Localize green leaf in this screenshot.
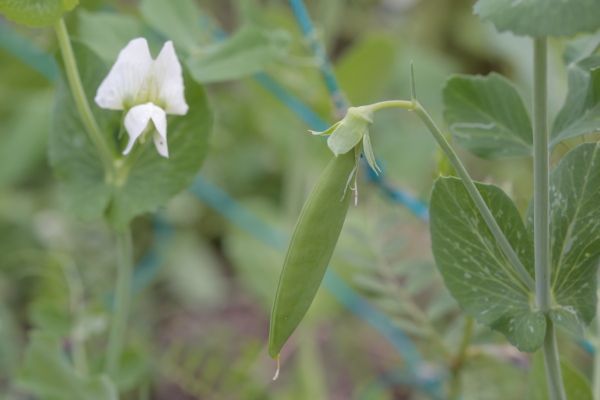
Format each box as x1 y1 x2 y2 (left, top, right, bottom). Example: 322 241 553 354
551 56 600 146
0 0 78 27
187 24 290 84
546 143 600 328
139 0 205 54
50 42 212 226
76 10 144 63
474 0 600 38
564 32 600 65
528 352 592 400
18 332 117 400
269 151 355 358
335 34 396 104
443 73 532 159
0 92 50 189
430 177 543 352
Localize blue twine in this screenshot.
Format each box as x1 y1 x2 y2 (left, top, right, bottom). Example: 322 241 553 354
0 22 58 81
288 0 347 113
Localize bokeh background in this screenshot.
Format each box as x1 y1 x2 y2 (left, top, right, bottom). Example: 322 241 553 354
0 0 591 399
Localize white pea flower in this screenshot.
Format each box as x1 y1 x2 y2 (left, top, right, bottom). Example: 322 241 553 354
310 106 381 174
95 38 188 158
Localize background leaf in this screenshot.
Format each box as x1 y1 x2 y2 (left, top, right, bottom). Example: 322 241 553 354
429 177 543 351
551 56 600 146
76 10 144 63
528 352 592 400
18 332 117 400
545 143 600 328
443 73 532 159
0 0 78 27
474 0 600 37
139 0 205 54
186 24 290 84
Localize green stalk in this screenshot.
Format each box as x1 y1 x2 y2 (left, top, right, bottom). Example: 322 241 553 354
54 19 115 176
61 258 89 375
105 226 134 378
412 102 535 291
367 98 534 289
448 317 474 399
532 37 566 400
594 270 600 400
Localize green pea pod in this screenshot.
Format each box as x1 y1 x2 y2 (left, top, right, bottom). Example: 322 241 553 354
268 150 355 358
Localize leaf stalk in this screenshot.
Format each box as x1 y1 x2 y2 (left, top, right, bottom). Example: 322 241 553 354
533 36 566 400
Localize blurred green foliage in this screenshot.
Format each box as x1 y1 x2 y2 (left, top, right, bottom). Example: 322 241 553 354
0 0 597 399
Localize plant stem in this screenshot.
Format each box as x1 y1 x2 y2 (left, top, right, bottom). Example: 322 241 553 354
370 100 416 112
54 19 114 176
106 226 134 378
366 98 534 288
533 37 552 314
412 102 535 291
60 258 89 375
448 317 474 399
594 270 600 400
543 318 566 400
532 37 566 400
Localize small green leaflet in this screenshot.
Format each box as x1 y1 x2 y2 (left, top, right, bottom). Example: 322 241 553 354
474 0 600 38
547 143 600 329
187 24 290 84
443 73 532 159
50 42 212 227
0 0 78 27
430 177 544 352
551 56 600 146
18 332 117 400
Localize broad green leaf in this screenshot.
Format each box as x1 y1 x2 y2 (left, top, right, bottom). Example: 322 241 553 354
0 0 78 27
76 10 144 63
18 332 117 400
474 0 600 38
269 151 355 358
551 56 600 146
430 177 543 351
187 24 290 84
50 42 212 226
139 0 205 54
528 352 592 400
443 73 532 159
547 143 600 328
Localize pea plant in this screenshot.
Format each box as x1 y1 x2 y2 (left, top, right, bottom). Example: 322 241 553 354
269 1 600 399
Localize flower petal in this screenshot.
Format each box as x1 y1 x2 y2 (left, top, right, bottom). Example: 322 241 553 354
152 41 188 115
362 131 381 174
95 38 153 110
327 121 366 156
309 121 341 136
152 115 169 158
123 102 166 156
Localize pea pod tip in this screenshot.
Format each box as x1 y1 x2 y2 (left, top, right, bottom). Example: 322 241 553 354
272 355 281 381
